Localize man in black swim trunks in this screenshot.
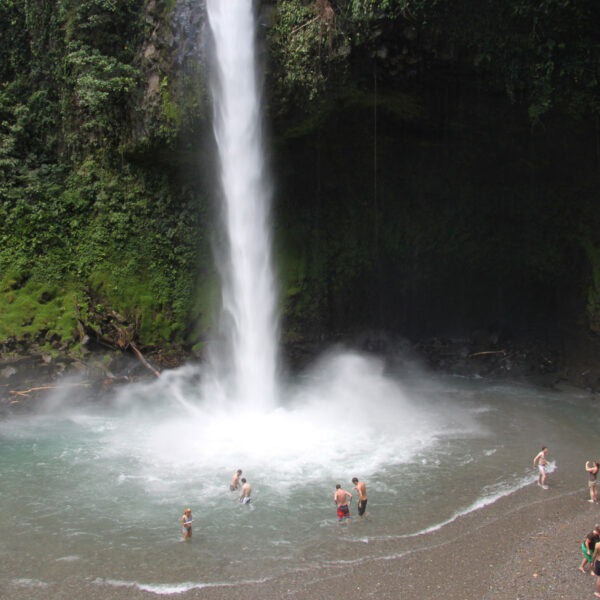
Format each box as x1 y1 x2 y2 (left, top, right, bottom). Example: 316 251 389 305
352 477 369 520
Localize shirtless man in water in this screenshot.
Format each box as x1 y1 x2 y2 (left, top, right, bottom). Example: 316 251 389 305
239 478 252 504
230 469 242 491
352 477 369 519
334 484 352 524
533 446 549 489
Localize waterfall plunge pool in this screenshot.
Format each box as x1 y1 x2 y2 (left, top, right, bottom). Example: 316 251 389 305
1 351 595 595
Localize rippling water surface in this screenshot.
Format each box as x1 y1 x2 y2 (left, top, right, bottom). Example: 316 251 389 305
1 352 597 595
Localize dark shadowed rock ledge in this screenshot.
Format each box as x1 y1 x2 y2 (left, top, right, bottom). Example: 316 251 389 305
3 327 600 416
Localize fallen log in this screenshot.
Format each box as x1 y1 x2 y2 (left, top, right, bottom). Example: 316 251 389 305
130 342 160 378
73 295 160 378
469 350 507 358
9 382 91 398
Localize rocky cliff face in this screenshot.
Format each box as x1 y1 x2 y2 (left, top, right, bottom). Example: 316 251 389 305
265 1 600 348
134 0 208 146
0 1 599 383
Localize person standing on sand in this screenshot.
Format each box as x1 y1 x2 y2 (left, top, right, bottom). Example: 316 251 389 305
334 484 352 524
587 461 600 503
239 478 252 504
181 508 194 541
230 469 242 491
351 477 369 520
533 446 549 489
579 525 600 574
591 533 600 596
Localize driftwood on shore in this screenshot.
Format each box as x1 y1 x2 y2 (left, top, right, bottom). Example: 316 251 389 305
6 377 137 402
74 296 160 378
469 349 508 358
8 382 91 401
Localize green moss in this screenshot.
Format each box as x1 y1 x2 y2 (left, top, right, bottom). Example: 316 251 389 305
160 77 181 131
89 265 169 345
162 0 177 19
185 274 220 345
1 269 31 292
0 275 79 344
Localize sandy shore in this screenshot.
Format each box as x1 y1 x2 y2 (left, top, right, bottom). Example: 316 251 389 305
5 478 600 600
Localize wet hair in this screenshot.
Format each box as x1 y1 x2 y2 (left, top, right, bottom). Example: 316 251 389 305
335 484 341 489
541 446 547 451
241 478 247 483
184 508 191 513
237 469 242 474
352 477 358 484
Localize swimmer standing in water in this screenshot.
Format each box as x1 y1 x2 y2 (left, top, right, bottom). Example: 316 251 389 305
334 484 352 524
239 478 252 504
352 477 369 520
533 446 549 489
181 508 194 540
230 469 242 491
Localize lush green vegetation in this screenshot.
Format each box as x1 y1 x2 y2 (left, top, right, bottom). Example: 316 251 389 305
0 0 212 358
269 0 600 123
1 0 599 361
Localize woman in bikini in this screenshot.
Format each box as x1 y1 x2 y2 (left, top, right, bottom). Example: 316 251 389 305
181 508 194 540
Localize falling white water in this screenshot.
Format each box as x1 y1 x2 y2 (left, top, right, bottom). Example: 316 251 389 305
206 0 278 412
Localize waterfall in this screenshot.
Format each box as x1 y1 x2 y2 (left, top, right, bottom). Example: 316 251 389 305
205 0 278 412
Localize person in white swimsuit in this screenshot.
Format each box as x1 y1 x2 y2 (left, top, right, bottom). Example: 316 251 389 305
533 446 549 489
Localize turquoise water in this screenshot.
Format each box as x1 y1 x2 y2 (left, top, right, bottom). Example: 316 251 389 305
0 352 597 595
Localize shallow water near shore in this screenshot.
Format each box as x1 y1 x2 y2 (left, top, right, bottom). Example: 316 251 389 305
1 352 598 596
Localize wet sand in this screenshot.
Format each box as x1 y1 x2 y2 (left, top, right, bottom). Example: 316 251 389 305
5 479 599 600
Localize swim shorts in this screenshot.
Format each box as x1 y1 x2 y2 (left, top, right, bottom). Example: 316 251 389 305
582 542 594 563
241 496 251 505
358 499 368 516
594 559 600 576
337 504 350 521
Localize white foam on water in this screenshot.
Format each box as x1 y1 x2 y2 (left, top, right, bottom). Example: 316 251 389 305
11 578 49 588
410 461 558 537
97 351 478 489
101 577 268 595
